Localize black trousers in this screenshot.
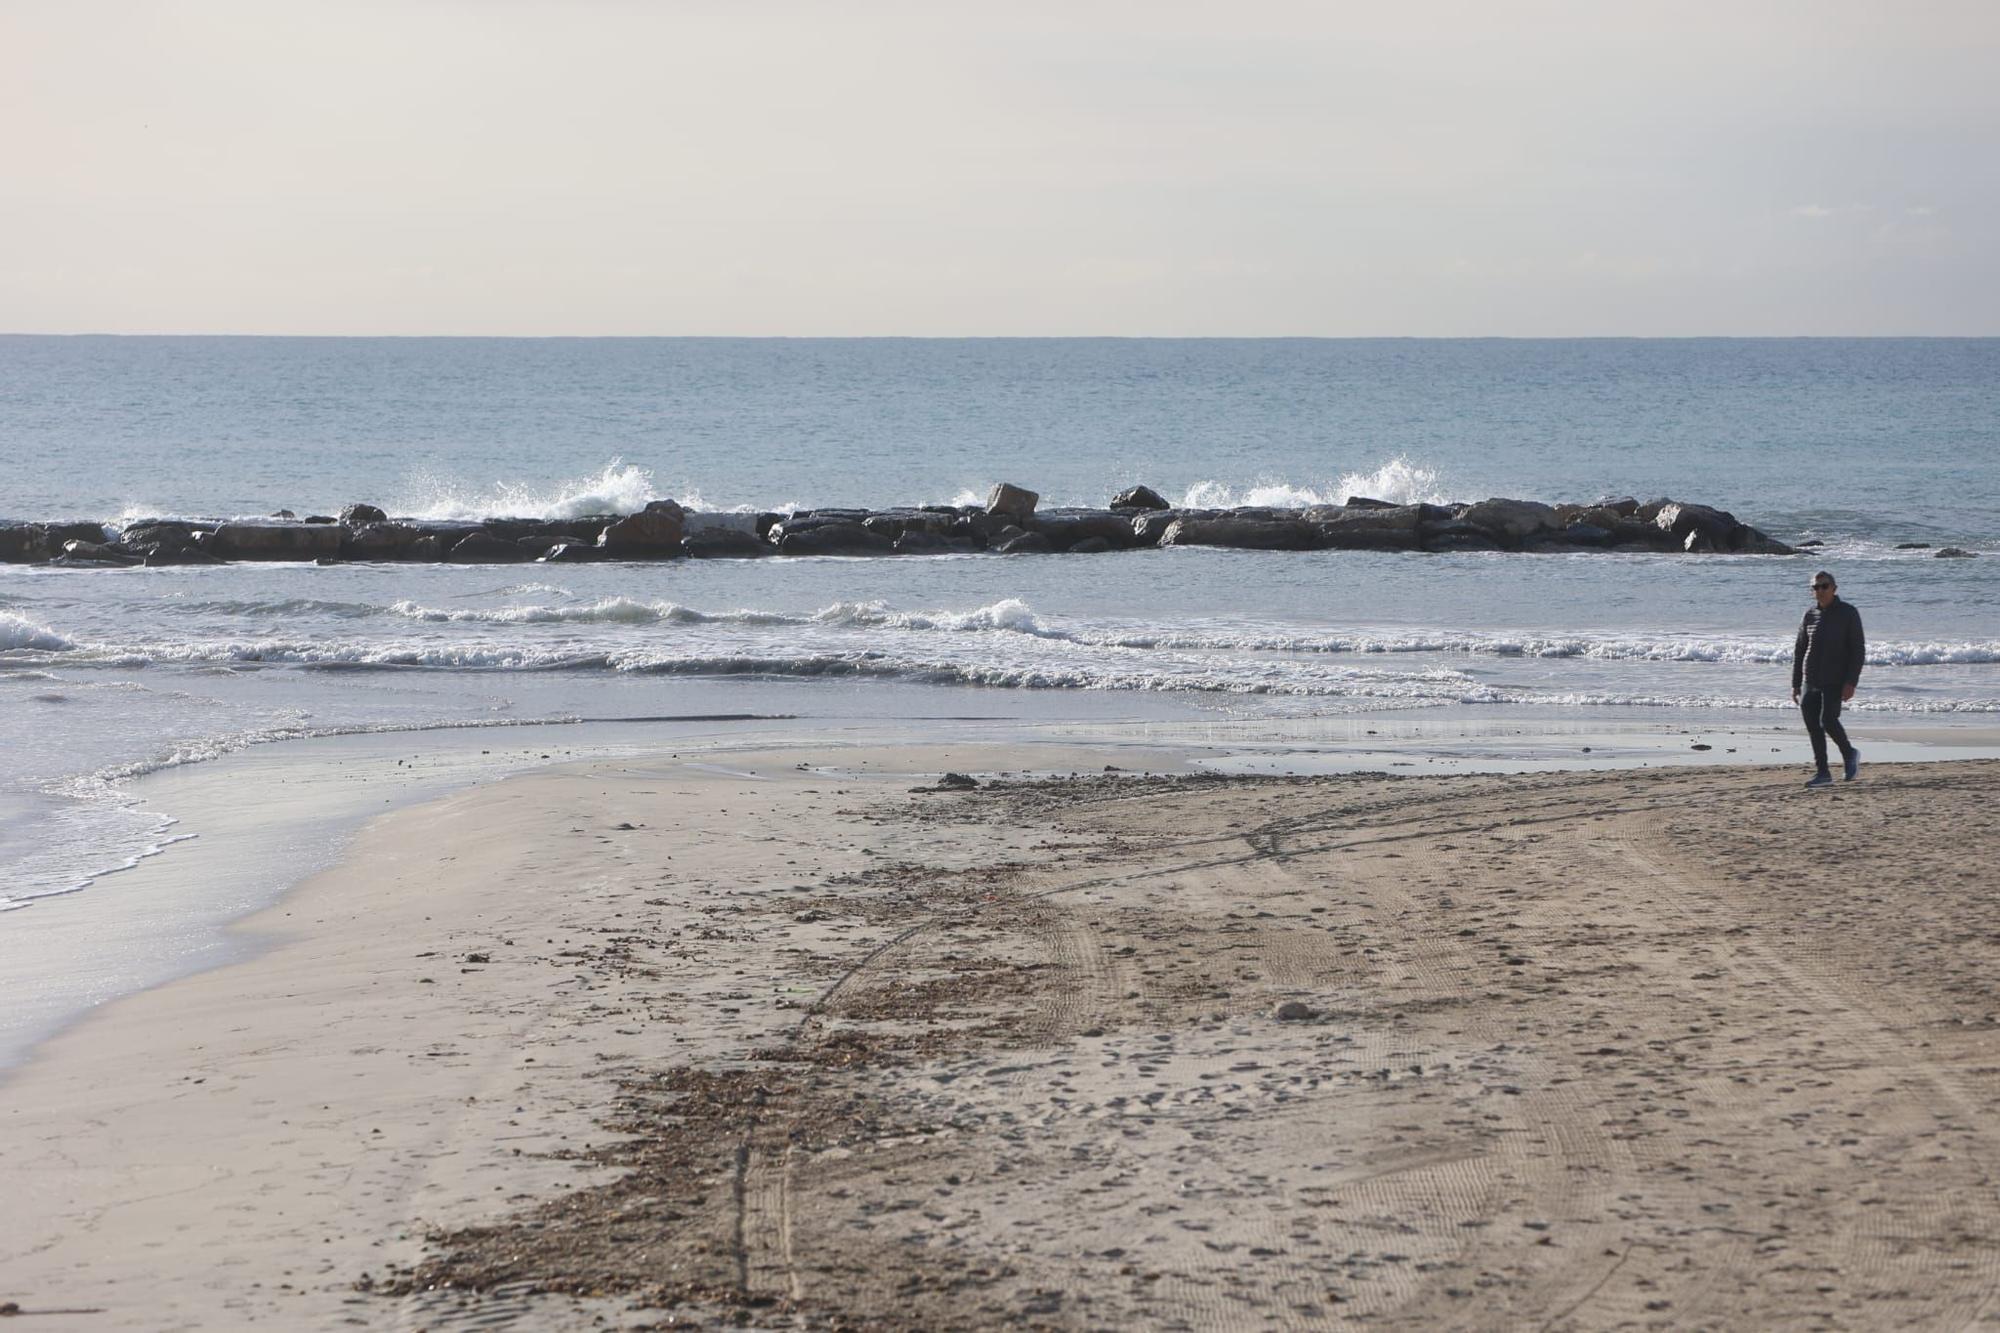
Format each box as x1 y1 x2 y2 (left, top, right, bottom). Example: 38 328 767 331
1800 687 1854 772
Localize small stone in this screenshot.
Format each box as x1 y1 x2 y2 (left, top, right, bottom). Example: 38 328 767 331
1273 1000 1313 1022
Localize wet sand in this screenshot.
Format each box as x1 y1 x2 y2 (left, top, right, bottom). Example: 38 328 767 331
6 747 2000 1329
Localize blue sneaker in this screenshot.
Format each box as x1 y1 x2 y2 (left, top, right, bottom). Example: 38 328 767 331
1805 771 1834 789
1844 749 1860 781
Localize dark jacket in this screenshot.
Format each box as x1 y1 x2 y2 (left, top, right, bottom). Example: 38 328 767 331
1793 597 1865 692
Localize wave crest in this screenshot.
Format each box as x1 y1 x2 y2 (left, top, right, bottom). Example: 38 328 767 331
0 612 73 652
395 458 664 521
1177 457 1447 510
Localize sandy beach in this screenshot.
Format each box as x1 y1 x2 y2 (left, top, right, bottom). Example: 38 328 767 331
7 744 2000 1330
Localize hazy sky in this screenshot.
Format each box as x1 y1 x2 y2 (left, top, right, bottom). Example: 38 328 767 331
4 0 1997 335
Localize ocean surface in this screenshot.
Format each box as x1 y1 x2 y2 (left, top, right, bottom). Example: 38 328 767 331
2 337 1997 1036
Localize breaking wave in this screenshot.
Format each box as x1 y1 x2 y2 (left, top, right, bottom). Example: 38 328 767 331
1178 457 1449 510
28 591 2000 672
394 458 666 521
0 612 73 652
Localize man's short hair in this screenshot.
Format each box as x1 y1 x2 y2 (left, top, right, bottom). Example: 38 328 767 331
1815 570 1836 588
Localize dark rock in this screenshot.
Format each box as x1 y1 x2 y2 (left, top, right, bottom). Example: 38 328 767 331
342 521 424 560
1130 508 1204 545
1343 495 1398 509
1558 522 1618 547
1937 547 1978 559
1653 501 1738 548
890 530 950 555
511 533 573 559
60 539 143 565
986 481 1040 521
1461 498 1560 544
480 517 608 544
1160 517 1319 550
1728 526 1797 556
120 524 220 564
1068 536 1115 554
269 509 296 519
303 515 337 524
1030 509 1138 549
448 531 534 563
48 521 114 549
1594 496 1640 517
683 510 761 538
1896 542 1931 550
208 521 346 561
340 503 388 524
117 519 202 550
1310 504 1422 550
994 531 1055 555
864 508 957 542
144 545 222 566
686 529 770 558
1110 485 1171 511
951 512 998 545
598 499 687 557
538 541 606 563
774 521 894 556
1797 539 1825 548
0 523 51 562
1423 527 1505 553
1273 1000 1314 1021
406 535 447 562
938 772 979 789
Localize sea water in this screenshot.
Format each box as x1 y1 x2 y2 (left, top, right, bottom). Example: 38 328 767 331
2 337 1996 1051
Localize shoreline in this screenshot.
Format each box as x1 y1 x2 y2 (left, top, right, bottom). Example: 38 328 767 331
8 707 2000 1073
6 740 2000 1327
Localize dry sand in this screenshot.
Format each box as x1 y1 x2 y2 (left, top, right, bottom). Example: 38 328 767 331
6 747 2000 1330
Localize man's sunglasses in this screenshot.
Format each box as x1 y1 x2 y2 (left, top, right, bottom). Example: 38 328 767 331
1810 582 1833 590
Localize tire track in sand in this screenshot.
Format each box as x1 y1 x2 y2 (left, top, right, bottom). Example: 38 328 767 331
1599 808 2000 1329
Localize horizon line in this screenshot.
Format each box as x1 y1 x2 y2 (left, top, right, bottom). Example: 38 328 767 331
4 331 1999 341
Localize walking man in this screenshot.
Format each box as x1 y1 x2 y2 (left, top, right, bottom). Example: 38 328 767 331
1791 570 1864 788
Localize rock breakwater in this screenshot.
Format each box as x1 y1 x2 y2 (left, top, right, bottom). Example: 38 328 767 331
2 484 1799 567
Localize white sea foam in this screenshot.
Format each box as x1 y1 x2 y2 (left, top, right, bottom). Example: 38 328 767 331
1176 458 1448 511
396 458 663 521
45 591 2000 675
810 597 1062 637
0 612 73 652
1337 457 1448 506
